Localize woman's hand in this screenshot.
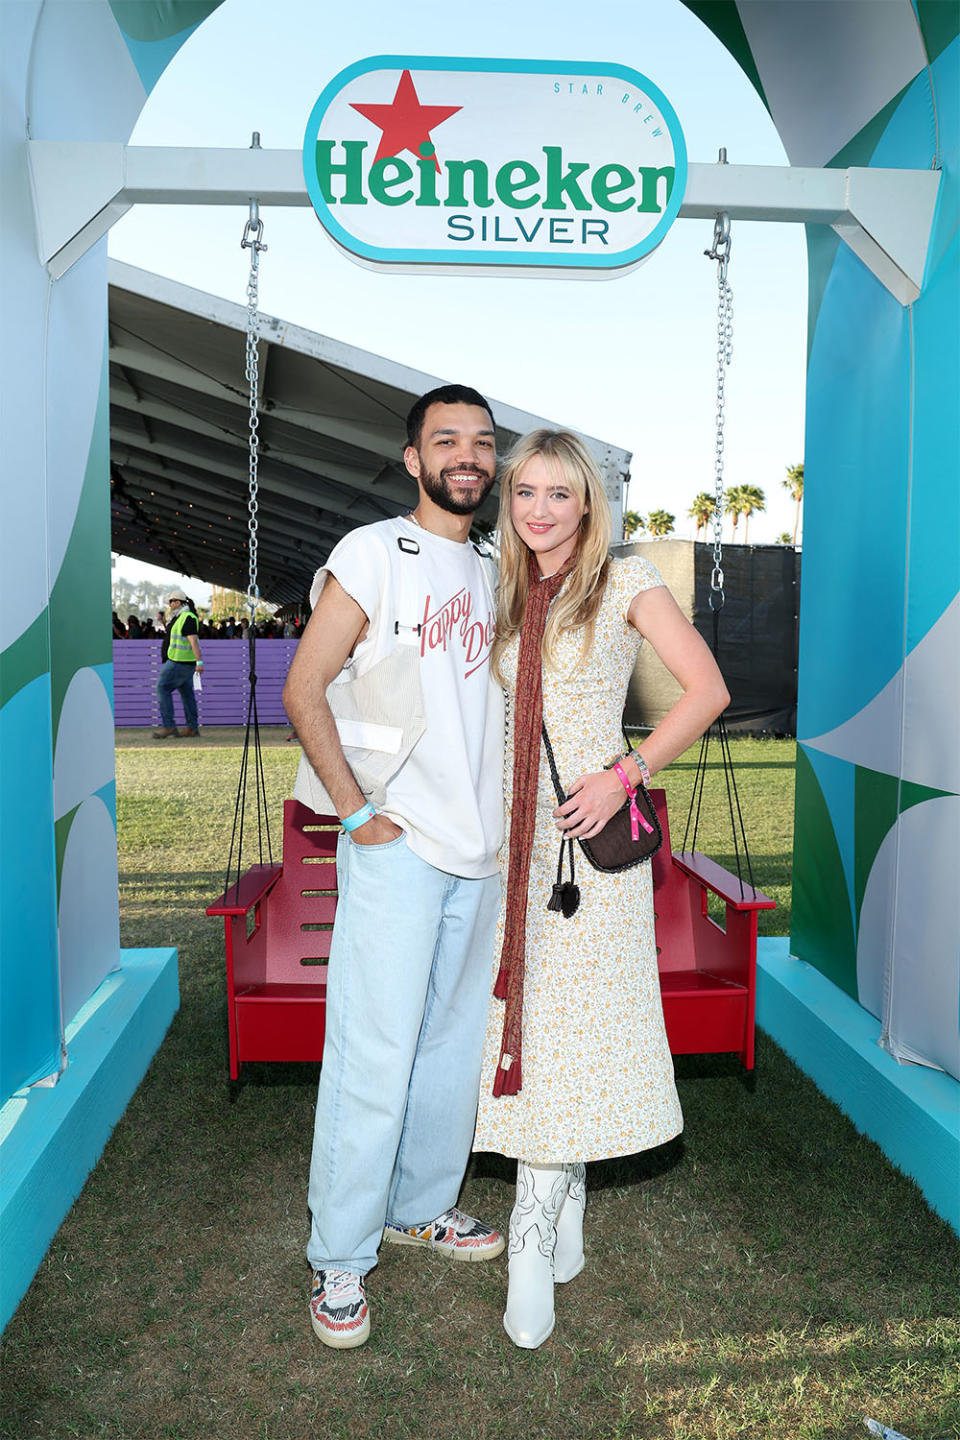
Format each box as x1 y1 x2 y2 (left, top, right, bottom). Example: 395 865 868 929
553 769 625 839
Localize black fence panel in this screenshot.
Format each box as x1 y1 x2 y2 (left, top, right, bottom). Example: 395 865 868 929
619 540 800 736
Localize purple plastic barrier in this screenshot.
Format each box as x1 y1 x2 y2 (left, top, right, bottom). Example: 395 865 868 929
112 639 298 727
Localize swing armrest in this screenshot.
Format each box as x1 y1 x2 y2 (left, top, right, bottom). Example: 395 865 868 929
206 863 284 918
672 852 775 912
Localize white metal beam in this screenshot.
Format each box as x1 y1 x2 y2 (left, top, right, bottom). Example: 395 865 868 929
682 162 941 305
30 142 941 304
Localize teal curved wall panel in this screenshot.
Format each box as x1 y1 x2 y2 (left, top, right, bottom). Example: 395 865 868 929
800 251 912 739
0 678 61 1096
795 28 960 1077
0 0 220 1107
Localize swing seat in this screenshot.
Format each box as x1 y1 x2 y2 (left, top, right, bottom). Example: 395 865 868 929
649 788 775 1070
207 792 773 1079
206 800 339 1079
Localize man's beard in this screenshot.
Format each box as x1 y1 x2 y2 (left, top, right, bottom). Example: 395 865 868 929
418 460 496 516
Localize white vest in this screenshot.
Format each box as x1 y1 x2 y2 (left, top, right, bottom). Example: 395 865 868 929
294 534 425 812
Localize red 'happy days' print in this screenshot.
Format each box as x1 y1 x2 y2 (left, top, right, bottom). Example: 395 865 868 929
420 588 495 679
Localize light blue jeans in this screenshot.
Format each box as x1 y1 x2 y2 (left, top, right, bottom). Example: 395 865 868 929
306 831 500 1277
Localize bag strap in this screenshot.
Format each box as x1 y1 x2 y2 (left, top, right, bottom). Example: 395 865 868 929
555 829 577 889
539 720 578 895
542 723 576 898
540 721 567 807
394 534 422 648
543 719 636 795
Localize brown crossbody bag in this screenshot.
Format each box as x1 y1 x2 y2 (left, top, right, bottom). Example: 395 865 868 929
541 722 663 918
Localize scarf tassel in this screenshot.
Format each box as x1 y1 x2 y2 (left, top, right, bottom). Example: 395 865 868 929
492 1056 522 1097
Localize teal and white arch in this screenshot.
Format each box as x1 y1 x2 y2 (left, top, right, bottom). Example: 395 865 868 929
684 0 959 1225
0 0 223 1331
1 0 957 1331
684 0 959 1082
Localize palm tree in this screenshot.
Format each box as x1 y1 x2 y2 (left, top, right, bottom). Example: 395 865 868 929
622 510 645 541
724 485 747 540
646 508 675 538
782 462 804 545
739 485 766 543
777 532 793 545
688 491 715 541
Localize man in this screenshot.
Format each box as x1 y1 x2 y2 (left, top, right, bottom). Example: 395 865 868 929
153 588 203 738
283 384 504 1350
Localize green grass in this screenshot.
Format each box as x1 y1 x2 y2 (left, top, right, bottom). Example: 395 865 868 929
1 733 957 1440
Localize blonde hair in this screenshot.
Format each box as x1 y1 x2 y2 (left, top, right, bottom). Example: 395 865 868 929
492 429 612 680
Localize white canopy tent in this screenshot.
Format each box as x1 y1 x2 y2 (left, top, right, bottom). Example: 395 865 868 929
108 259 632 604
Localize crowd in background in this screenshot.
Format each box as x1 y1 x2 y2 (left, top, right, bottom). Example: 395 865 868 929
113 612 303 640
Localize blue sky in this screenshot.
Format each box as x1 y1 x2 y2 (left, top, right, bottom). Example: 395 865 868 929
110 0 807 598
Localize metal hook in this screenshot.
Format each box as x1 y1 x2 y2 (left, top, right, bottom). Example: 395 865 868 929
241 214 265 253
705 211 732 267
241 132 268 256
704 150 731 274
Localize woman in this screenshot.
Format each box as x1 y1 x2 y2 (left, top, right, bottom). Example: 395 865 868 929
473 430 729 1349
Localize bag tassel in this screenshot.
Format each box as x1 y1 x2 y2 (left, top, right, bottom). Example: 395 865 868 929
547 837 580 918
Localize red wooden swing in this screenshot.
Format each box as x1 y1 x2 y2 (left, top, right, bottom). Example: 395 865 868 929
207 801 336 1080
207 790 773 1079
207 199 773 1079
650 791 773 1067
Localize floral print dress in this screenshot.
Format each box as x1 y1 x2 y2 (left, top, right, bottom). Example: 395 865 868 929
474 556 683 1164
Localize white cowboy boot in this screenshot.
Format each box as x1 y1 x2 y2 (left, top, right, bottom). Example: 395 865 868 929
554 1162 586 1284
503 1162 568 1349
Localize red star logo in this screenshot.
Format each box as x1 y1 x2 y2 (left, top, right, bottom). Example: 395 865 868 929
350 70 461 171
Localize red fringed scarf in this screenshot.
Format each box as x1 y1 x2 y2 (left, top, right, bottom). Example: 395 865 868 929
493 550 574 1097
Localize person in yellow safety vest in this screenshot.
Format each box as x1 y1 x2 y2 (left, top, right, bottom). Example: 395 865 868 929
153 587 204 738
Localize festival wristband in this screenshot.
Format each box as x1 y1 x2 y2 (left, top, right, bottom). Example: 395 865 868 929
612 762 655 842
341 802 376 832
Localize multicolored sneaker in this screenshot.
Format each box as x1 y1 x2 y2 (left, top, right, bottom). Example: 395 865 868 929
383 1206 505 1261
309 1268 370 1349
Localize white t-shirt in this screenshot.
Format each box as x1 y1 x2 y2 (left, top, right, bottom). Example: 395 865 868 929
313 516 503 879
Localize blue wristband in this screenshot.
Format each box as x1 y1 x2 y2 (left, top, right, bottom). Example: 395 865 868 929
341 802 376 833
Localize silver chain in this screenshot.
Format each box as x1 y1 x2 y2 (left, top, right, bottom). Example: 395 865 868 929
704 198 733 609
240 133 267 621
